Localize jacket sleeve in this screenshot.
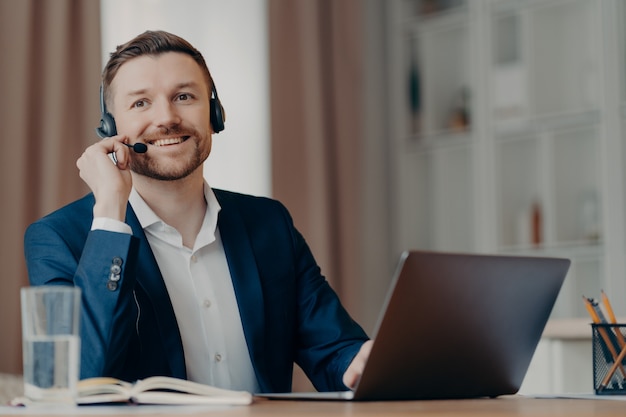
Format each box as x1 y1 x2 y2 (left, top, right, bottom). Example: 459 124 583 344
24 219 140 379
231 193 370 392
290 224 370 391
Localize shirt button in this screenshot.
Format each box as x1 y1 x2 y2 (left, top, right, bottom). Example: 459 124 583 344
203 299 211 308
215 353 222 362
191 255 198 263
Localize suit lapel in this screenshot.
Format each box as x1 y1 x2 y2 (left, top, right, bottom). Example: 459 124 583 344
126 206 187 379
214 191 269 390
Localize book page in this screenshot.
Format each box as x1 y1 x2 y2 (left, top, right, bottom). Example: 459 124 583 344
76 376 253 405
133 376 250 398
77 377 133 403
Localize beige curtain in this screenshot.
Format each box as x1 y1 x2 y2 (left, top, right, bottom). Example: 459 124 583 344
0 0 101 374
269 0 364 309
268 0 365 389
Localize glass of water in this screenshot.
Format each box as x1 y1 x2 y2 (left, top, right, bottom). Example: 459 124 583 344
20 286 81 404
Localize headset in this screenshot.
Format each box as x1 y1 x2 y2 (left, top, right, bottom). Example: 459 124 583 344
95 83 225 139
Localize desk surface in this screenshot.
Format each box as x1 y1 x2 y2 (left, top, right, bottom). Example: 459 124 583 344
2 396 626 417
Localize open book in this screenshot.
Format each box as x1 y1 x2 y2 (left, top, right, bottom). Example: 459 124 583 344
76 376 253 405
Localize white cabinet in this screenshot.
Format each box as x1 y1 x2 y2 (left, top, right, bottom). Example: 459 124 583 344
520 337 592 395
387 0 626 393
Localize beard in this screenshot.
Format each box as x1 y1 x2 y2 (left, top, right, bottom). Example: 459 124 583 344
129 125 211 181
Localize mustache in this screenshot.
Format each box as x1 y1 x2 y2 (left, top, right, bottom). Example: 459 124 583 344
140 125 199 142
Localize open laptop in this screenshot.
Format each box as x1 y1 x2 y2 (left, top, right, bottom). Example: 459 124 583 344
260 250 569 401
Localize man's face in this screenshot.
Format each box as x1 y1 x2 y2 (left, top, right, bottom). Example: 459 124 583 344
110 52 213 180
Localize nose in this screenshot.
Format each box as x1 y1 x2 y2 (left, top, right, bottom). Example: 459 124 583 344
153 98 181 129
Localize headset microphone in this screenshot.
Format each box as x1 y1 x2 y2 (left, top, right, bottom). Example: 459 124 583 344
123 142 148 153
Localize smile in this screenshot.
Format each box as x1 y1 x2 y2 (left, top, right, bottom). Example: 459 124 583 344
149 136 191 147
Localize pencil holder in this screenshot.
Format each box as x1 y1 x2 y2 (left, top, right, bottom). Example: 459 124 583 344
592 323 626 394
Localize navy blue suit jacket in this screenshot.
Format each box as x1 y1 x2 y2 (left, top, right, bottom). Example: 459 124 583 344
24 189 368 393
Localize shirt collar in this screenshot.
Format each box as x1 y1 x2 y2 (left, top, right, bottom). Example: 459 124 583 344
129 180 221 236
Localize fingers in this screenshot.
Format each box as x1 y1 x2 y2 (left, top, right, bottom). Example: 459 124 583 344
103 136 132 168
77 136 129 172
342 340 373 389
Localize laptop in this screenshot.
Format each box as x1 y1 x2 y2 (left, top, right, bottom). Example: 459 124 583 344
260 250 570 401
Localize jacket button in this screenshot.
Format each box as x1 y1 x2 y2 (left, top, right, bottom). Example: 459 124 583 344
106 280 118 291
112 257 123 266
110 264 122 275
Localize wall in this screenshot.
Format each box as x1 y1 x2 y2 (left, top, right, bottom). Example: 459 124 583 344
100 0 271 197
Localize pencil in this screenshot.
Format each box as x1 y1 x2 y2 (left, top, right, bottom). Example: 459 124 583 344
601 290 626 348
584 296 602 323
601 290 618 324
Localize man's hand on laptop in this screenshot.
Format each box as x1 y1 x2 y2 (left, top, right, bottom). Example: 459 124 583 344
343 340 373 389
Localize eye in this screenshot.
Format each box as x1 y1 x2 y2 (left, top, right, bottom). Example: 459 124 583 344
176 93 194 102
132 99 148 109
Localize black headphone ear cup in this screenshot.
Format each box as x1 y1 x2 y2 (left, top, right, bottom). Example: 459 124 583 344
95 85 118 138
96 111 117 138
210 97 225 133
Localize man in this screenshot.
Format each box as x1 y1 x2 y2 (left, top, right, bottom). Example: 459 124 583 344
24 30 371 393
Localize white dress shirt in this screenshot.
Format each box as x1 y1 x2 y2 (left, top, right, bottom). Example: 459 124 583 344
92 183 259 393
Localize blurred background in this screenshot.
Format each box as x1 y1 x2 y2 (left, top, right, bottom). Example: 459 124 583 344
2 0 626 396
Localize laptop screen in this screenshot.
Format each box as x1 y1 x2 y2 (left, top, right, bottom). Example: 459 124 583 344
352 251 569 400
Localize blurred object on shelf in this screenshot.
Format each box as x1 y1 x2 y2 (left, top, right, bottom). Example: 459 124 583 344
532 200 542 247
448 87 470 132
580 190 600 242
408 37 421 136
412 0 465 17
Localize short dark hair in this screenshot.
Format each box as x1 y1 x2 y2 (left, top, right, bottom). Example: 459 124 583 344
102 30 214 107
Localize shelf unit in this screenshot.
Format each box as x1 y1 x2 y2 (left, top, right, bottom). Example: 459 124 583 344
387 0 626 322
